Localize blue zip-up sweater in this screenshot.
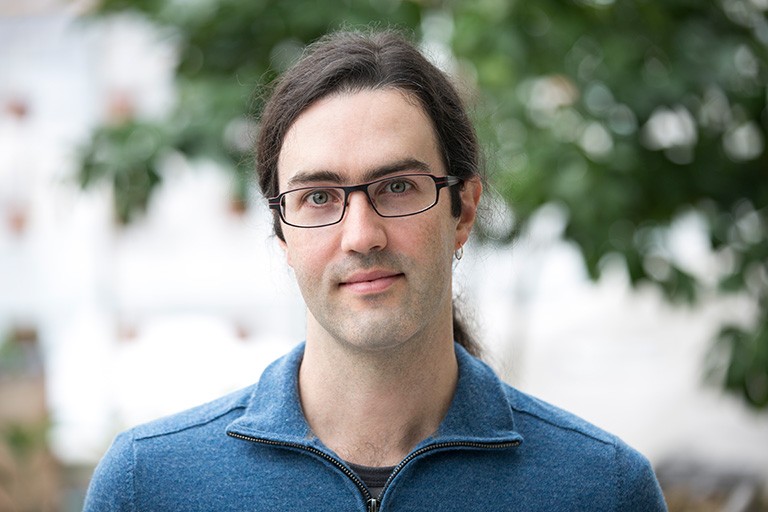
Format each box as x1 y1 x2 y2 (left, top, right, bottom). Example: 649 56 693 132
84 343 667 511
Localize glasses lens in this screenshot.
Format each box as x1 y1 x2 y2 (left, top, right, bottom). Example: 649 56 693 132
282 187 345 227
369 175 437 217
279 175 444 227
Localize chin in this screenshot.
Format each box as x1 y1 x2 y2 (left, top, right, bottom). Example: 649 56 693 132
341 323 424 354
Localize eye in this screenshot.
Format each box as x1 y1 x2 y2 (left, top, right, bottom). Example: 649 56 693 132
297 188 342 208
307 190 330 205
384 179 412 194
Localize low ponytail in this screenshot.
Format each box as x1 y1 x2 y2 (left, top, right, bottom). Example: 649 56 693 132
452 301 482 358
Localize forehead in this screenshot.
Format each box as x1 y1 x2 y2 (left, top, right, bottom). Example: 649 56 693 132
277 89 443 188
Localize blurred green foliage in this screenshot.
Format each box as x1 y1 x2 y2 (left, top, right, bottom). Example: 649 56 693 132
79 0 422 222
1 421 50 458
78 0 767 409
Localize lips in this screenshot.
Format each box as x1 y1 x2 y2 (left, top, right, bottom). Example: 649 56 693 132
339 269 403 294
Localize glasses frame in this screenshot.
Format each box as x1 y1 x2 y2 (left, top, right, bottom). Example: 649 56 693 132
268 174 463 228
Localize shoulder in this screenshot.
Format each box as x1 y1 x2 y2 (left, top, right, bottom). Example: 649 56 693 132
83 385 256 511
504 384 619 446
128 384 254 441
504 382 646 464
503 384 667 509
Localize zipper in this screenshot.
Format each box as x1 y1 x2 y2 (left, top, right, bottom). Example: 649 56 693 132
376 439 521 501
228 432 520 511
227 432 375 506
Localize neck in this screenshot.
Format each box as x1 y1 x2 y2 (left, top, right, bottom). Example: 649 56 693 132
299 317 458 467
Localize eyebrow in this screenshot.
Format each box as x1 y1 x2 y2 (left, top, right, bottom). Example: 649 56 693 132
285 158 432 189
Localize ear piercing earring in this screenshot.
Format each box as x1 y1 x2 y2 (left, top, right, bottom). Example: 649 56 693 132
454 245 464 261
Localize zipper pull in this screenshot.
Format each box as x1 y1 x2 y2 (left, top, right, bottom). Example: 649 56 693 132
367 498 379 512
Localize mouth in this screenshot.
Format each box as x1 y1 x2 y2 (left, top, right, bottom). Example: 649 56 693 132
339 270 404 294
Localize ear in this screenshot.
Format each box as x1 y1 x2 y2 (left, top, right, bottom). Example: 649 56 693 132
454 177 482 250
278 237 293 268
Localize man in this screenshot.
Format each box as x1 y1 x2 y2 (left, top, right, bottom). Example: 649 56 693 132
85 30 667 511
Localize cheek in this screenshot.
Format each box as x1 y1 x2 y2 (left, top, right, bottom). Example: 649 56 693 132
429 211 462 253
282 231 331 273
400 218 456 266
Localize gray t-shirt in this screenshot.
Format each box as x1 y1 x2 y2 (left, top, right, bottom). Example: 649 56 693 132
347 461 395 499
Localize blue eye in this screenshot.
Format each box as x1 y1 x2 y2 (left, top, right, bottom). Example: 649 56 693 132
308 191 330 205
384 179 413 194
297 188 342 207
389 181 407 193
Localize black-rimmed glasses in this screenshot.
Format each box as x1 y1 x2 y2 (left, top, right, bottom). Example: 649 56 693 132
268 174 462 228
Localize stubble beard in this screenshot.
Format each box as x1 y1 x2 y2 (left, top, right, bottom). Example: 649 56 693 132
302 250 454 356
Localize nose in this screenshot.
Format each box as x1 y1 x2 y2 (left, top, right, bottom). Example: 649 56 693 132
339 190 387 254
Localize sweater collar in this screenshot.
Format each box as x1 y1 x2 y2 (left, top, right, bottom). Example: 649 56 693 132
226 342 521 448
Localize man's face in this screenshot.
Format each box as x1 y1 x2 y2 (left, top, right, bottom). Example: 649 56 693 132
277 88 478 353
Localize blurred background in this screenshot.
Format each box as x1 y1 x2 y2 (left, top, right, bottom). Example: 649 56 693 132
1 0 767 510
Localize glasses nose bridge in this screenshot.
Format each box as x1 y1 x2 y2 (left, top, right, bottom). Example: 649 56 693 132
342 182 378 212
